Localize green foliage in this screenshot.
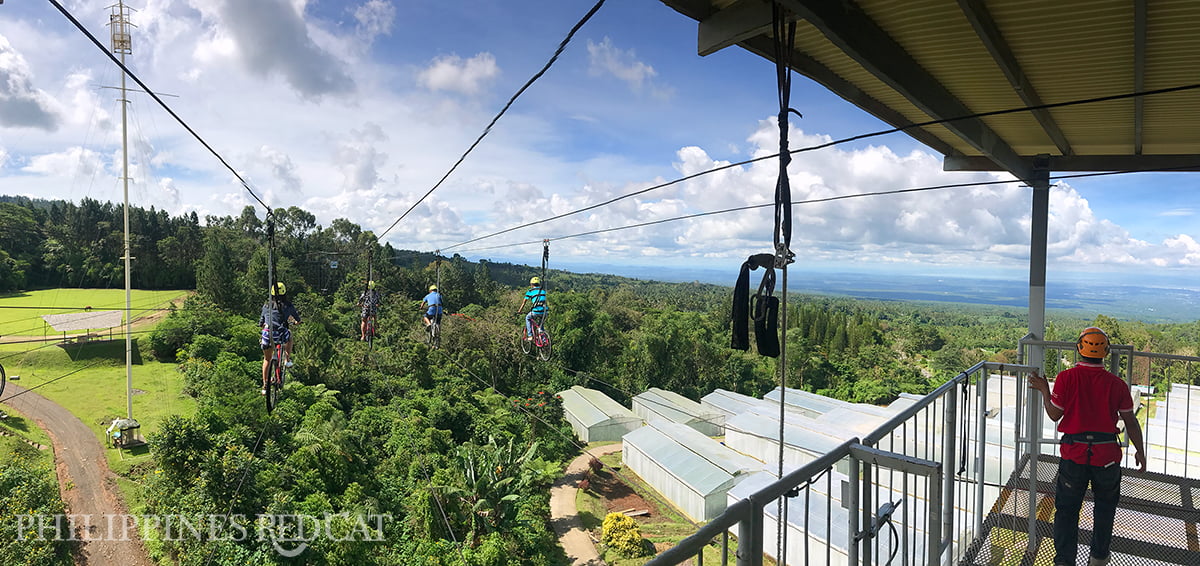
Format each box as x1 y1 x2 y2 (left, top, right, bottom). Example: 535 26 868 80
601 512 651 559
0 451 72 565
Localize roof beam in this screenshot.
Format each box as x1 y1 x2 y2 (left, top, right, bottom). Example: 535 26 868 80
698 0 773 56
778 0 1036 184
957 0 1073 156
944 154 1200 173
736 34 962 158
1134 0 1147 155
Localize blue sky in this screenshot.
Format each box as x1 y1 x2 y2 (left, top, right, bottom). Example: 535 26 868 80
1 0 1198 289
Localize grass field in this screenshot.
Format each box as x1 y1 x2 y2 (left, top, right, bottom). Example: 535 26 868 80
0 288 188 337
0 322 196 474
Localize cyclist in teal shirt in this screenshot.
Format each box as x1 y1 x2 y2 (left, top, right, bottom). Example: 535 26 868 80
517 277 547 341
421 285 443 331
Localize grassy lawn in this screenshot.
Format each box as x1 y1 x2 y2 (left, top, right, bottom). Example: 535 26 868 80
0 330 195 475
0 288 187 337
582 452 740 565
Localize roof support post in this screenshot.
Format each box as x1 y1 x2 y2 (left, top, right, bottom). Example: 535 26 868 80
1025 159 1050 555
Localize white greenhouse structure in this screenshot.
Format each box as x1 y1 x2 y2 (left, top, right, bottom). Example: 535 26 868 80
702 388 787 421
723 410 851 474
557 385 643 442
623 420 761 521
632 387 724 436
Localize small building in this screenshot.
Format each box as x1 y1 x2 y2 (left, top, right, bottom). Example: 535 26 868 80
632 387 723 436
557 386 643 442
623 420 760 521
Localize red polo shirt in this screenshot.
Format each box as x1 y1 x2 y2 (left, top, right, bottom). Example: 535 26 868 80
1050 361 1135 467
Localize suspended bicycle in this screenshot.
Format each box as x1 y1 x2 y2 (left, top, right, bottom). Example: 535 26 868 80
264 340 287 412
424 313 441 349
520 314 552 361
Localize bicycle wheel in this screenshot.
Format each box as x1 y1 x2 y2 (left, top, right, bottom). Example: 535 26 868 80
265 358 279 412
536 329 552 361
0 363 6 399
430 322 440 349
277 347 287 387
520 328 532 354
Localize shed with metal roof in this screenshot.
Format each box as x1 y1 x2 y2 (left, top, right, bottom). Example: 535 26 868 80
623 420 761 521
557 385 643 443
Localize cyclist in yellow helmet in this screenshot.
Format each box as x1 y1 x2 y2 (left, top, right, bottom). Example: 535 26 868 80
420 284 443 330
516 276 547 341
259 281 301 394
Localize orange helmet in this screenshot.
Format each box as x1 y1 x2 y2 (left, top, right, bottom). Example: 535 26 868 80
1077 327 1110 359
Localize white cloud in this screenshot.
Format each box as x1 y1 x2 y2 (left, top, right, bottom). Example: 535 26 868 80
1159 208 1194 217
354 0 396 44
0 34 61 130
587 37 673 100
22 147 106 178
417 53 499 96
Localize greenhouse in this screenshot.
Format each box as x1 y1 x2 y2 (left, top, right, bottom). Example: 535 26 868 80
557 385 643 442
723 410 849 473
623 420 761 521
632 387 723 436
701 388 787 421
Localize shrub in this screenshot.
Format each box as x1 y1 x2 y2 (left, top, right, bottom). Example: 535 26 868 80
577 478 590 491
588 457 602 474
601 512 650 558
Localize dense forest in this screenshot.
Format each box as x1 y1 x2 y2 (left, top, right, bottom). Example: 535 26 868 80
3 196 1200 563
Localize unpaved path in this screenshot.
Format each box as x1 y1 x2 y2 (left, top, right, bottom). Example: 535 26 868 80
551 443 624 566
2 384 153 566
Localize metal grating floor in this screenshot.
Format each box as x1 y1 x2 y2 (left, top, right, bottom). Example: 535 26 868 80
960 454 1200 566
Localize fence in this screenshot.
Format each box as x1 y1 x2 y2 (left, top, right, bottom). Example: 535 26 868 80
648 362 1040 566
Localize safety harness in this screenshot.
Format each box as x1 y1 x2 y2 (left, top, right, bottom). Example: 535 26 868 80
1060 432 1120 467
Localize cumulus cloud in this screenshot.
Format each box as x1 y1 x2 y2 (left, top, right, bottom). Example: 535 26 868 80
22 147 105 178
256 146 303 195
196 0 354 98
418 53 499 96
0 34 61 130
587 37 673 100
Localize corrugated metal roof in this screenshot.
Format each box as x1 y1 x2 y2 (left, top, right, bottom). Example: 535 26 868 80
557 385 640 429
659 0 1200 179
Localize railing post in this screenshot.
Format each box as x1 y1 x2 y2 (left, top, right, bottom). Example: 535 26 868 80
975 370 988 535
942 382 957 563
848 453 860 566
737 496 762 566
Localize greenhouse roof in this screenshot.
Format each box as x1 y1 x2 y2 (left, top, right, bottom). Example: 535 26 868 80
625 421 759 496
635 387 720 425
558 385 640 429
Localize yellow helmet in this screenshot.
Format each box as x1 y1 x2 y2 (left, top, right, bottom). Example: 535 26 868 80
271 282 287 296
1077 327 1110 359
368 280 376 289
428 285 437 292
530 277 540 286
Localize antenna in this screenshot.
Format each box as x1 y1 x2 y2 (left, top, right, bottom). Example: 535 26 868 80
109 0 136 422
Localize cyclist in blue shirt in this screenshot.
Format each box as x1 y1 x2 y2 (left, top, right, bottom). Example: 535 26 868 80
260 282 300 394
517 276 547 341
420 285 443 331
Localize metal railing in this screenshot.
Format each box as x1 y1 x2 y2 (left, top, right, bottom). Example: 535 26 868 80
648 362 1040 566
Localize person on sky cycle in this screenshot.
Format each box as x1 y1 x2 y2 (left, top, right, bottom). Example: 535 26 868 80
358 280 381 341
260 282 301 395
516 276 547 341
420 285 443 330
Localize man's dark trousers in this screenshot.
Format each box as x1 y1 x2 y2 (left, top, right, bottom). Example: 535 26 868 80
1054 458 1122 565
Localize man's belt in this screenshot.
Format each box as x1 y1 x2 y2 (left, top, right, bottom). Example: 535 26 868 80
1060 432 1119 445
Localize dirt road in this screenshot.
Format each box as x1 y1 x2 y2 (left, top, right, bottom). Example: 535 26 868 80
3 384 153 566
551 443 624 566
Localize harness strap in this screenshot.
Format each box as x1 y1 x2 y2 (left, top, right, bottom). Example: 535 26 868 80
1060 432 1119 467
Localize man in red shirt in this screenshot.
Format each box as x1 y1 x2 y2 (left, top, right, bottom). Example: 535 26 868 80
1028 326 1146 566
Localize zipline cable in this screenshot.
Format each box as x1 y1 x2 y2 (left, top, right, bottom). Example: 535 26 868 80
441 82 1200 252
375 0 609 241
47 0 272 213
